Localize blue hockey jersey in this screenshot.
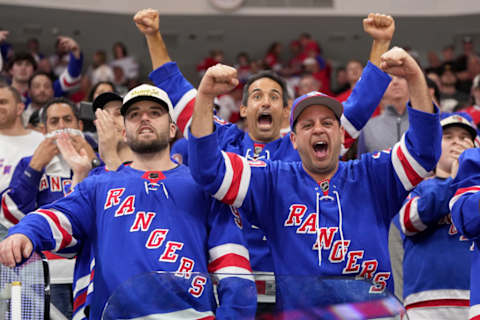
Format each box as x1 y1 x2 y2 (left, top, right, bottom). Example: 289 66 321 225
0 156 101 320
187 104 441 314
450 148 480 320
8 164 256 319
150 61 391 273
393 177 472 319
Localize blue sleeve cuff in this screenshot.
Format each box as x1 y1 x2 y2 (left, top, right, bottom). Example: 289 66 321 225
149 61 180 83
24 165 44 185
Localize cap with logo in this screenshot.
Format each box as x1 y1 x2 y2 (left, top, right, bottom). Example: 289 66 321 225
121 84 174 118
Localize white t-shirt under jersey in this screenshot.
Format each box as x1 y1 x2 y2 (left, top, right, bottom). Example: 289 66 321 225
0 130 44 193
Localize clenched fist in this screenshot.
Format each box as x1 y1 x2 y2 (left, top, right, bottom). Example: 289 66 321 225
197 64 239 99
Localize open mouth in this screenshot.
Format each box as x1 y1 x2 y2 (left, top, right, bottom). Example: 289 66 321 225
257 113 273 129
313 141 328 158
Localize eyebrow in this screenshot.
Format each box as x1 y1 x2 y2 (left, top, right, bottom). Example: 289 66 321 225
249 88 282 95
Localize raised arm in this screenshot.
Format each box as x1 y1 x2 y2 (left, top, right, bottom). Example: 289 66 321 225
191 64 238 138
340 13 394 147
381 47 433 114
54 36 83 95
133 8 171 70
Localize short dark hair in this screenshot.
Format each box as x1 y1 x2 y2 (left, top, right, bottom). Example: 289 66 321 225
41 97 80 124
0 83 22 103
241 71 288 108
28 71 53 89
8 52 37 71
88 81 116 102
426 77 441 104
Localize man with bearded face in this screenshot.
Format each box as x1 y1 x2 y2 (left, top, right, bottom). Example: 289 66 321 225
187 47 442 316
0 84 256 319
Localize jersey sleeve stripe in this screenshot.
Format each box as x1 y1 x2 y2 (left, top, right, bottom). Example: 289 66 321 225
222 153 249 206
399 196 426 235
449 186 480 210
340 114 360 139
173 88 196 133
213 152 234 201
34 208 76 251
470 304 480 320
392 136 428 191
59 71 81 91
208 253 252 273
209 243 250 261
1 193 22 226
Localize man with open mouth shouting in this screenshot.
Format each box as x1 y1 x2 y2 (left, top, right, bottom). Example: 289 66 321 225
187 46 441 317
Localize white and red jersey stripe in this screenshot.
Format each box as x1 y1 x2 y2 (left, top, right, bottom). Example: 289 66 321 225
398 196 427 236
391 135 430 191
0 192 24 228
208 243 254 282
449 186 480 211
173 88 197 137
212 152 251 208
32 208 78 251
470 304 480 320
59 69 81 91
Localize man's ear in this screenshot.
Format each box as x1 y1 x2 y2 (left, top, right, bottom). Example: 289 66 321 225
169 123 177 140
240 105 247 118
340 125 345 145
78 120 84 131
16 102 25 117
290 130 298 150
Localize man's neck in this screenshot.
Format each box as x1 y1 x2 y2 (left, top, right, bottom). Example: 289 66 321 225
0 120 30 136
435 167 451 179
303 163 338 184
11 80 28 97
117 144 134 163
130 149 176 172
248 132 279 144
390 101 407 115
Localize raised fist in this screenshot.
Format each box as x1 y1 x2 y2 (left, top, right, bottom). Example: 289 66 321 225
198 64 239 99
380 47 422 80
363 13 395 42
134 8 159 36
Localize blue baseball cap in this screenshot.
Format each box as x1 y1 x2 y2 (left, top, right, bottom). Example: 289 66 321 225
290 91 343 129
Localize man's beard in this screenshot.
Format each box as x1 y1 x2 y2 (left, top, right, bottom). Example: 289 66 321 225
126 132 169 154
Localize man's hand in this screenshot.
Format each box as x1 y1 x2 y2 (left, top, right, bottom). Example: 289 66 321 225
0 234 33 268
29 137 59 171
380 47 422 81
95 109 123 170
0 30 9 43
198 64 239 99
134 9 160 36
58 36 81 58
363 13 395 42
57 133 92 175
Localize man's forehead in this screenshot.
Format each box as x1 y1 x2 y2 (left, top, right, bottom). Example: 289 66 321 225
32 74 52 85
47 103 74 116
249 77 283 93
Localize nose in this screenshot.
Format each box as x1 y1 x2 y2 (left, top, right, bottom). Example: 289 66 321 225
311 120 325 134
57 119 66 130
140 111 151 121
